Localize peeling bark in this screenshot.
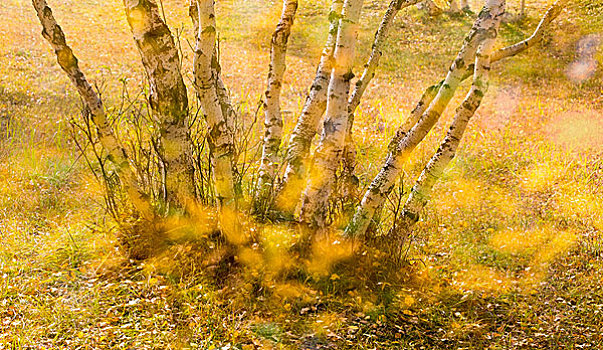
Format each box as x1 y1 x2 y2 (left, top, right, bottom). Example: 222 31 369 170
299 0 365 228
255 0 298 214
278 0 344 210
32 0 152 218
345 0 507 238
190 0 237 208
123 0 194 209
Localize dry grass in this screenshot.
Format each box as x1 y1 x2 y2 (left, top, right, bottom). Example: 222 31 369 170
1 0 602 348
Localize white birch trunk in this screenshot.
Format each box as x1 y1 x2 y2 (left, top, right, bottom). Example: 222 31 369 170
32 0 152 218
491 0 568 62
191 0 237 208
123 0 194 208
278 0 344 209
255 0 298 214
345 0 507 238
298 0 365 228
341 0 421 196
400 15 500 231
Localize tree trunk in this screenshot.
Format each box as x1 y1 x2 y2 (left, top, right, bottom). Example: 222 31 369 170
123 0 194 210
190 0 238 209
341 0 421 202
345 0 506 238
255 0 298 215
32 0 152 218
298 0 365 229
278 0 344 212
399 13 500 234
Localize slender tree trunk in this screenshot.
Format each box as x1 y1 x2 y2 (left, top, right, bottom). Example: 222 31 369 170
341 0 421 200
278 0 344 212
190 1 241 199
345 0 506 238
123 0 194 210
255 0 298 215
298 0 365 229
32 0 152 218
190 0 238 209
491 0 568 62
399 15 500 234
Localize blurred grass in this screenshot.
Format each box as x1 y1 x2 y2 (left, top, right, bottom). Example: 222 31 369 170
1 0 602 348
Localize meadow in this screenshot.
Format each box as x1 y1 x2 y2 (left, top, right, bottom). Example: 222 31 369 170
1 0 602 348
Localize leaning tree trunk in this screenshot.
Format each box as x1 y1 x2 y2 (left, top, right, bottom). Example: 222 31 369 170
345 0 506 238
395 0 568 233
298 0 365 229
123 0 194 210
278 0 344 212
340 0 421 200
254 0 298 215
32 0 152 218
190 0 238 209
398 13 500 235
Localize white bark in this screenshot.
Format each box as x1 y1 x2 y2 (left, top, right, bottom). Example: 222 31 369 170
299 0 365 228
401 16 500 231
491 0 568 62
123 0 194 208
345 0 507 238
191 0 237 208
341 0 421 194
278 0 344 207
255 0 298 213
32 0 152 218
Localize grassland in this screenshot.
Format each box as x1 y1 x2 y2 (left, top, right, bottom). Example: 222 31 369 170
1 0 602 348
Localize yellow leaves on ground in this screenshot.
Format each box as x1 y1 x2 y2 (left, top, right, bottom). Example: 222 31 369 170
432 178 484 211
457 226 580 293
520 163 558 192
488 227 551 255
453 263 515 293
306 234 355 277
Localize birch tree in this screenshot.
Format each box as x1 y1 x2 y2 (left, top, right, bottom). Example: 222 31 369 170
255 0 299 215
278 0 344 210
190 0 238 208
32 0 573 260
123 0 194 209
32 0 153 219
341 0 422 200
450 0 471 12
298 0 366 228
345 0 506 237
396 0 569 235
345 0 568 239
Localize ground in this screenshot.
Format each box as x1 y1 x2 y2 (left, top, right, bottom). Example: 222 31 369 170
1 0 602 349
